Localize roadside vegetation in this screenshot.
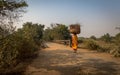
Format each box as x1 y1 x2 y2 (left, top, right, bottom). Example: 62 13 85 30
0 0 45 74
79 33 120 57
0 22 44 74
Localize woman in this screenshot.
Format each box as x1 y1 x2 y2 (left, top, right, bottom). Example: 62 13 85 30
71 33 78 53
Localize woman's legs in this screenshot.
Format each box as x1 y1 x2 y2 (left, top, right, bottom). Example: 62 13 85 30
73 49 77 53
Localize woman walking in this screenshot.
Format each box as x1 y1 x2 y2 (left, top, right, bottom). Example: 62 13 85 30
71 33 78 53
69 23 80 53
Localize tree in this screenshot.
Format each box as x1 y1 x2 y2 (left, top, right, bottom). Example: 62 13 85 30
43 27 54 41
100 33 112 42
115 33 120 45
0 0 28 38
53 24 70 40
43 23 70 41
90 35 97 40
18 22 44 45
0 22 45 73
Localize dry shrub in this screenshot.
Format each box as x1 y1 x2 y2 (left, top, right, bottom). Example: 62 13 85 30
84 39 100 50
0 34 37 73
110 46 120 57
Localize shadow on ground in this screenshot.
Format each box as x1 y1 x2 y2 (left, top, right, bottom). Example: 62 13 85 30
28 49 119 75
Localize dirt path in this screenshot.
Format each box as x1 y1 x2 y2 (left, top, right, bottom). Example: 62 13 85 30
25 42 120 75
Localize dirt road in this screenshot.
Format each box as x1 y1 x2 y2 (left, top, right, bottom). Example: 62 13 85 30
25 42 120 75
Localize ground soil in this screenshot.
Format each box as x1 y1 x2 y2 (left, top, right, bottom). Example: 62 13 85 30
25 42 120 75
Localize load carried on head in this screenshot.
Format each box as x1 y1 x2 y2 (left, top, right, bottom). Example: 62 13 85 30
69 23 81 34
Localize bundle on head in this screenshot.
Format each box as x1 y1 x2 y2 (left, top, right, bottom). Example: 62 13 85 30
69 23 81 34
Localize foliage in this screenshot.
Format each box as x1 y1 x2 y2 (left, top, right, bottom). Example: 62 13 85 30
97 45 110 52
109 33 120 57
0 34 33 68
100 33 112 43
0 0 28 18
114 33 120 45
0 22 44 73
78 37 85 43
19 22 44 46
0 0 28 38
110 46 120 57
43 23 70 41
43 27 53 41
0 0 29 74
79 33 120 57
90 35 97 40
84 39 100 50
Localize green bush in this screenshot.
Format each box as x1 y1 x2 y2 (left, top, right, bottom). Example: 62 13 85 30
97 46 110 52
78 37 84 43
100 33 112 43
0 22 44 74
115 33 120 45
84 39 100 50
79 39 113 53
0 34 36 70
79 33 120 57
43 23 70 41
90 35 97 40
110 46 120 57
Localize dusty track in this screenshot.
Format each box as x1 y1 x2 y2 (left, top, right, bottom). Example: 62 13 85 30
25 42 120 75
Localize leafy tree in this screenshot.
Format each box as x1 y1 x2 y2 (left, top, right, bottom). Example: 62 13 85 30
115 33 120 45
43 23 70 41
90 35 97 40
43 27 54 41
100 33 112 43
0 22 45 73
18 22 44 46
78 37 85 43
0 0 28 38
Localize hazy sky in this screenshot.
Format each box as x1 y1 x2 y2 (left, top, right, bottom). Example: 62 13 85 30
19 0 120 37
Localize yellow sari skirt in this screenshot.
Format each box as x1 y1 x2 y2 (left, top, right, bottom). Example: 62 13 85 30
72 34 78 50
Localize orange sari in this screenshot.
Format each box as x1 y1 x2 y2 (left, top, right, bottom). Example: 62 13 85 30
72 34 78 50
